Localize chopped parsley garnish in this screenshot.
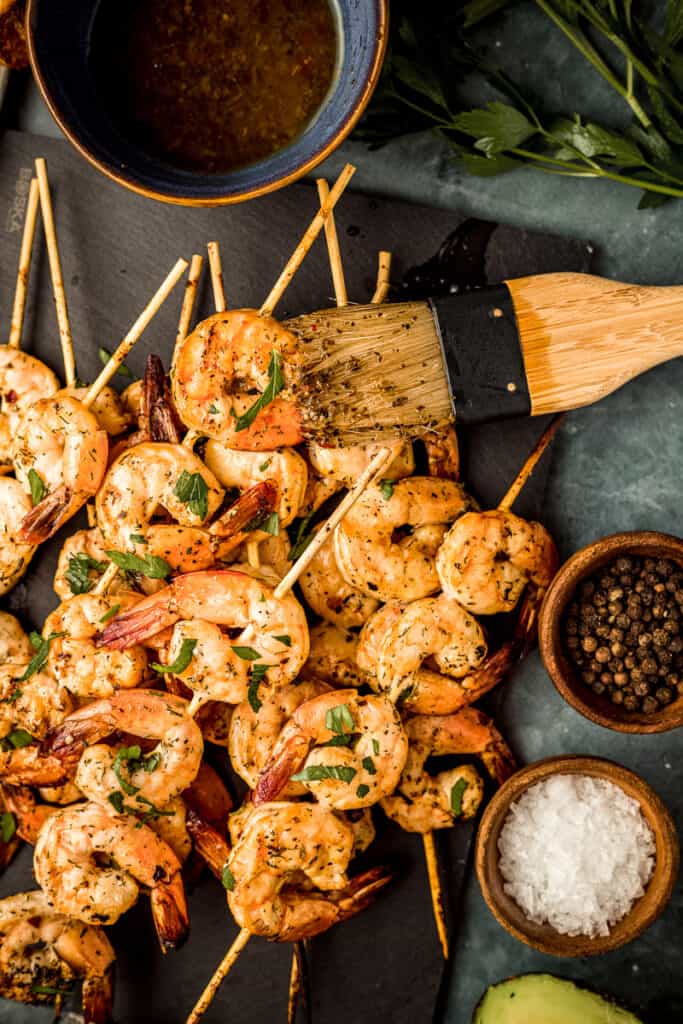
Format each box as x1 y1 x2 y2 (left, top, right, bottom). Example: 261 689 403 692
259 459 272 472
288 512 315 561
99 346 133 379
99 603 120 624
105 550 171 579
233 350 284 432
65 552 107 595
17 632 65 681
273 634 292 647
291 764 357 783
173 471 209 520
247 678 263 713
107 789 172 826
379 479 395 500
108 791 125 814
325 704 354 736
31 983 73 996
362 756 377 775
0 811 16 844
372 739 380 755
450 778 469 816
231 646 261 661
260 512 280 536
356 784 370 799
112 745 161 798
1 728 33 749
222 864 235 891
2 687 22 704
129 533 146 545
208 403 220 415
27 468 46 506
151 638 197 675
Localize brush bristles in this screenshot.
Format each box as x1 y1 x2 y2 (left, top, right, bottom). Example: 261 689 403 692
287 302 453 445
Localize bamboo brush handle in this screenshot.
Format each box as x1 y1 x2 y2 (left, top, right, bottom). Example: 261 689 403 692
507 273 683 415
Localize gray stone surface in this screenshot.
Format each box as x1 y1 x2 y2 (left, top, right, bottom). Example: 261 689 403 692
5 3 683 1019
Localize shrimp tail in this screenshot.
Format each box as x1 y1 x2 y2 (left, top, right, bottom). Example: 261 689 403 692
17 484 73 543
82 968 115 1024
0 783 56 844
209 479 278 540
42 703 119 758
145 354 183 444
334 865 395 923
277 865 395 942
253 733 312 806
0 745 77 786
150 870 190 953
185 807 231 880
97 591 178 650
183 763 233 830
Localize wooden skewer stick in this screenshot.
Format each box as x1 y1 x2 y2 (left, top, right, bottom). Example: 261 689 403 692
371 251 392 304
260 163 356 318
207 241 227 313
34 158 76 387
316 178 347 307
93 562 119 596
185 927 252 1024
8 178 40 349
423 832 449 959
176 254 204 346
287 944 302 1024
498 413 566 512
83 258 188 410
273 444 397 600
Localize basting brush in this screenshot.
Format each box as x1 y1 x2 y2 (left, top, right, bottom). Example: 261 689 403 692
289 273 683 444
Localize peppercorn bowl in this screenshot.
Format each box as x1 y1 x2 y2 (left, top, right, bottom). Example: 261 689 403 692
475 756 679 956
538 531 683 733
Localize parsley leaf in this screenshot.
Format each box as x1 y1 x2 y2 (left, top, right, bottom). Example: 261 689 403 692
288 511 315 560
65 552 107 595
450 778 469 816
451 102 535 155
27 468 46 506
233 350 284 432
231 646 261 661
362 756 377 775
151 638 197 675
4 728 33 749
99 603 120 624
248 677 263 713
99 346 133 379
259 459 272 472
260 512 280 536
356 784 370 799
113 745 142 796
372 739 380 755
325 704 354 736
222 864 235 891
379 478 395 500
208 403 220 415
18 632 65 681
105 550 171 579
129 533 146 545
108 791 124 813
31 983 73 996
0 811 16 843
173 471 209 520
291 765 357 783
273 635 292 647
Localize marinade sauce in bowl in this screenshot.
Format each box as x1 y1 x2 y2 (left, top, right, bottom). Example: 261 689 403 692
28 0 387 203
92 0 338 175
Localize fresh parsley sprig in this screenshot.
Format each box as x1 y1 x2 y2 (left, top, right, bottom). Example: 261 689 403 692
233 350 284 432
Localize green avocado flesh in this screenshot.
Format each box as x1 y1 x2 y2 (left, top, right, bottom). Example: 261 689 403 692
473 974 644 1024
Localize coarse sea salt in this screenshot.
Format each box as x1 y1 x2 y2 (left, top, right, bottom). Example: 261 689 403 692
497 774 656 938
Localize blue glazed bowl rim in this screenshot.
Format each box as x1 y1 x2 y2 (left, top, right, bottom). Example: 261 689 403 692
27 0 388 205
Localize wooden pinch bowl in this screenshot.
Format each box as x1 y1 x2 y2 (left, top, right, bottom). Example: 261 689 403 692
539 530 683 733
475 756 679 956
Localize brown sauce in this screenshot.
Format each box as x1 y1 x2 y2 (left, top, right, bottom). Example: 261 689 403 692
94 0 337 174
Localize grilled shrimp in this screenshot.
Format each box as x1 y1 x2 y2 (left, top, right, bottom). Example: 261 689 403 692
190 801 391 941
381 709 516 833
0 477 36 595
436 510 559 615
0 891 115 1023
14 395 108 544
255 689 408 810
0 664 73 745
229 679 330 793
334 477 475 603
171 310 304 450
204 444 308 527
307 441 415 487
43 592 148 698
33 802 188 951
45 690 203 808
53 527 114 600
0 348 59 469
303 622 370 689
0 611 32 664
61 385 132 437
98 569 309 691
299 526 380 630
421 425 460 479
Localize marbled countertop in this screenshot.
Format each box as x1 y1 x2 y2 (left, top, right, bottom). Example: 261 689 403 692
5 3 683 1019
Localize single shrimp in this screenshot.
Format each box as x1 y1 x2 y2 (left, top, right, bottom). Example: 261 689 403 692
299 525 380 630
0 477 36 595
61 385 132 437
421 425 460 480
334 477 475 603
254 689 408 810
53 527 123 600
44 592 148 698
436 509 559 615
45 690 203 809
381 708 516 833
0 663 73 745
189 801 392 941
229 679 330 793
226 799 375 856
0 890 115 1023
355 602 403 677
14 394 108 544
307 441 415 487
0 348 59 470
171 310 305 450
369 594 489 712
33 801 189 951
98 569 310 691
204 443 308 527
303 622 370 689
0 610 32 664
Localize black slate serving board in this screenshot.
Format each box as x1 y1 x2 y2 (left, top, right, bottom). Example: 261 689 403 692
0 131 593 1024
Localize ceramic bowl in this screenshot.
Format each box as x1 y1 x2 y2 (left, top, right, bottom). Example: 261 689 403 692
475 756 679 956
539 530 683 733
27 0 387 205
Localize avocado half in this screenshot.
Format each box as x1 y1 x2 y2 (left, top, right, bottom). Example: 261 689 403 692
473 973 644 1024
